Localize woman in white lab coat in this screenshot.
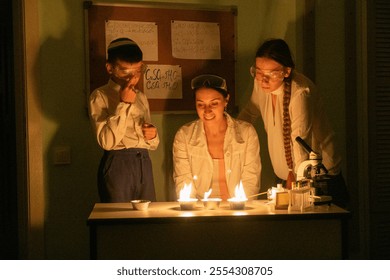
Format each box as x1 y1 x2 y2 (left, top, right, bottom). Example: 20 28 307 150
173 74 261 200
239 38 349 207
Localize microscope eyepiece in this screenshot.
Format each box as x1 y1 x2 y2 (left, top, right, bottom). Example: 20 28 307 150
295 136 313 154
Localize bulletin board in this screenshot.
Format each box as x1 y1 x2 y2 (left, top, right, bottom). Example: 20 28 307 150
84 1 237 112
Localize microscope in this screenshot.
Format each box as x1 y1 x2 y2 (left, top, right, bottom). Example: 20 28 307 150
295 137 332 205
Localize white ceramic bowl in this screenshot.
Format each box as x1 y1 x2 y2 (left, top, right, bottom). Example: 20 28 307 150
178 198 198 210
201 198 222 210
227 198 247 210
131 200 151 211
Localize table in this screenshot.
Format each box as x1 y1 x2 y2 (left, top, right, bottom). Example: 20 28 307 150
87 200 350 259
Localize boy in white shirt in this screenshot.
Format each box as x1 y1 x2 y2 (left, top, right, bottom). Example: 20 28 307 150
89 38 159 202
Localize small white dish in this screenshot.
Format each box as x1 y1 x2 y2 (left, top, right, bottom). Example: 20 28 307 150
131 200 151 211
201 198 222 210
178 198 198 210
227 198 247 210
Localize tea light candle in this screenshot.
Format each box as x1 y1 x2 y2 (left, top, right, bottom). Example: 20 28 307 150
201 198 222 210
227 181 248 210
178 183 198 210
178 198 198 210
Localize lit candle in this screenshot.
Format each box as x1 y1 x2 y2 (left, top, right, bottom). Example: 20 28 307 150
201 189 221 210
178 183 197 210
227 181 248 210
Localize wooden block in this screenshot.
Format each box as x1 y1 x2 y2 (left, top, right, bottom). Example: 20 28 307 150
275 192 289 209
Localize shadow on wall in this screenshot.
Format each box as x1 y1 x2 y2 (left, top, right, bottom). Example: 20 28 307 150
37 0 108 259
161 113 197 201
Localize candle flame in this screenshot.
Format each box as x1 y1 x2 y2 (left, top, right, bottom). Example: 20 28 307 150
230 181 247 201
179 183 192 200
203 189 212 200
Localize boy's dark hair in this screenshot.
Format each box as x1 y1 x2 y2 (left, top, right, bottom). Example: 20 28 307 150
107 38 143 64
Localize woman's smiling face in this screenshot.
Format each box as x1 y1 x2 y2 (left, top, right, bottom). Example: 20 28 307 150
195 87 228 122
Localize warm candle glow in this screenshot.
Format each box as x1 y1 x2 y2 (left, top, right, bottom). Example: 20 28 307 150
201 189 221 210
179 183 192 201
228 181 247 202
203 189 212 200
178 183 197 210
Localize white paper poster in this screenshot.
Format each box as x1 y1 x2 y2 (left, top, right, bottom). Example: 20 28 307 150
105 20 158 61
143 64 182 99
171 20 221 59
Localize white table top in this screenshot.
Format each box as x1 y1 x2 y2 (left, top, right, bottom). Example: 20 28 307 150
88 200 349 223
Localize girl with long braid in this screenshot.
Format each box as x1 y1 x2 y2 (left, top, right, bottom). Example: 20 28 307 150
238 38 348 207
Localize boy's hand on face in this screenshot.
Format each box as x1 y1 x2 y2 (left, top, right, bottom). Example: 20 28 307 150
120 79 137 104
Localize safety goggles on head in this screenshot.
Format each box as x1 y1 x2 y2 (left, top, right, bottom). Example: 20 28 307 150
113 63 147 79
191 74 228 92
250 65 284 81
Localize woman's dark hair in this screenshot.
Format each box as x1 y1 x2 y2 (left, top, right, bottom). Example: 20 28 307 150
191 74 229 98
256 38 295 176
194 87 229 99
255 38 295 69
107 37 143 64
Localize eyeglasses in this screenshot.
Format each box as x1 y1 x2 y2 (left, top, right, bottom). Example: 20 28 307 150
191 74 228 91
113 63 147 79
250 65 284 81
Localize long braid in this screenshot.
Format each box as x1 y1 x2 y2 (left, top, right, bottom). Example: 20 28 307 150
283 75 295 189
254 38 296 188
